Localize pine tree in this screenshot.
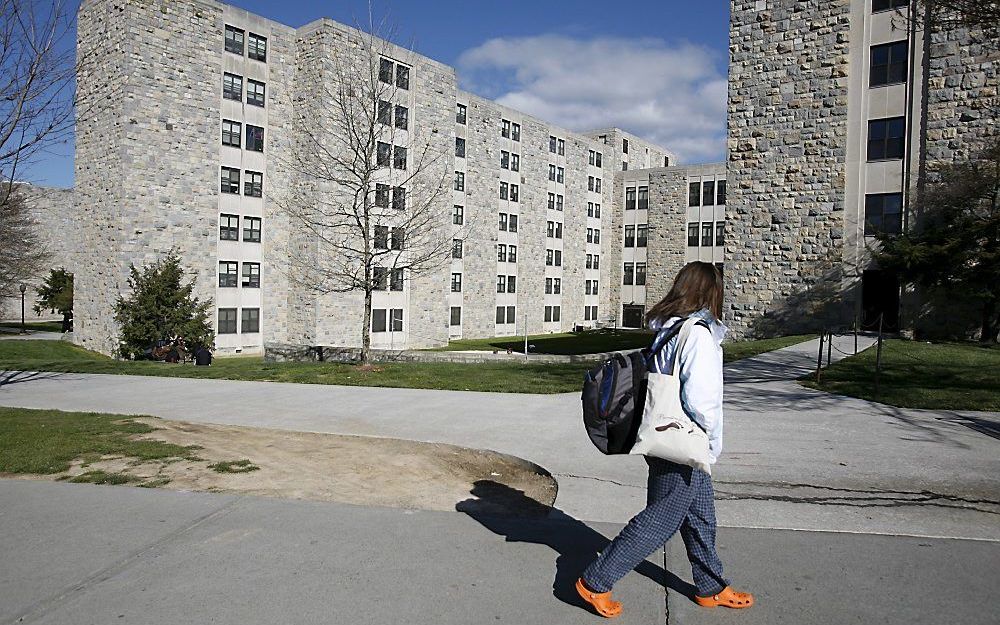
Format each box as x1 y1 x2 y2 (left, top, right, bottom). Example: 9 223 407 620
33 268 73 331
875 138 1000 343
113 250 214 359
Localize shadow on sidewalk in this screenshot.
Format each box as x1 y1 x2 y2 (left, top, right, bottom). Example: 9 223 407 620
456 480 696 610
0 370 68 389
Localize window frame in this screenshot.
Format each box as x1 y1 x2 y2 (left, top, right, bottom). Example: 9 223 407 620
241 262 260 288
246 79 265 107
224 25 244 55
244 170 263 197
220 214 239 241
243 216 262 243
218 261 238 288
218 308 238 334
223 72 242 101
220 166 240 194
247 32 267 62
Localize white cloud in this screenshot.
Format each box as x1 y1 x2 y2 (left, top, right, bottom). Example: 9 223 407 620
456 35 727 164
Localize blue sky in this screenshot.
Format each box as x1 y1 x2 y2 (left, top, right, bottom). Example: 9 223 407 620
27 0 730 188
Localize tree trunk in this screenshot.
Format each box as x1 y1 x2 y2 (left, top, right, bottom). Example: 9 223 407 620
361 288 373 364
981 297 998 344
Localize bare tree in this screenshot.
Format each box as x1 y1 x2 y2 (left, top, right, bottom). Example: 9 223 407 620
0 185 48 300
918 0 1000 36
277 17 455 364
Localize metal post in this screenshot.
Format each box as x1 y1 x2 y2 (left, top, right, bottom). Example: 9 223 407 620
874 315 884 396
854 315 859 355
523 309 529 361
816 331 825 383
827 329 833 366
19 283 26 334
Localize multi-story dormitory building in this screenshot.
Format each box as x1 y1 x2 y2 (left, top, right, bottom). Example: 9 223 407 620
727 0 997 339
73 0 708 356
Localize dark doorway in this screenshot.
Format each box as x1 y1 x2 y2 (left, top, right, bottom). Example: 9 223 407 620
861 270 900 332
622 305 645 329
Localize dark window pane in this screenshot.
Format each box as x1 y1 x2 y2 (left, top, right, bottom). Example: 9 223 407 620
379 58 393 84
689 182 701 207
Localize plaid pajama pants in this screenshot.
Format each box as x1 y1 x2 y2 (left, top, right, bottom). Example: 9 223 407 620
582 457 729 597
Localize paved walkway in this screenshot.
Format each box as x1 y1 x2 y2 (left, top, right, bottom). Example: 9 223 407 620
1 334 997 539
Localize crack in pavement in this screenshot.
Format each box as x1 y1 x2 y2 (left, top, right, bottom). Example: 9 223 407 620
7 497 245 625
552 472 645 489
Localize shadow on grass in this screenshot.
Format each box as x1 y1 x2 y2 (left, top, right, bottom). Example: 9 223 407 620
456 480 696 612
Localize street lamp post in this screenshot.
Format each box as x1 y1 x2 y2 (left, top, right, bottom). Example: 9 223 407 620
19 283 27 334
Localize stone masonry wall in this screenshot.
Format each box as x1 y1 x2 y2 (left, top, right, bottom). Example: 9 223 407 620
645 168 689 306
727 0 854 338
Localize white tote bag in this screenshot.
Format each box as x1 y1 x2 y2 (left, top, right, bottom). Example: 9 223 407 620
629 318 713 474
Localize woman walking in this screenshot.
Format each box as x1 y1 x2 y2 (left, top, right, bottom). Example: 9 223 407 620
576 262 754 617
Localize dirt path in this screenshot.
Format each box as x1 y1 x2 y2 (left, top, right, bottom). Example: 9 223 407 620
24 418 558 516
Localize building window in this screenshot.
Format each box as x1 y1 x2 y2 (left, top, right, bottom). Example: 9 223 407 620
456 103 467 124
585 280 593 295
246 125 264 152
593 229 600 244
450 307 462 326
219 261 238 287
593 281 598 295
545 278 553 294
701 222 713 247
547 221 555 238
390 227 405 250
502 119 511 138
499 213 508 231
247 32 267 62
593 255 600 269
589 150 595 165
396 65 410 90
511 123 520 142
222 119 241 147
549 164 557 181
554 250 562 266
688 223 699 247
635 263 647 286
372 267 388 291
548 193 555 210
244 170 263 197
622 162 628 171
625 187 636 210
241 262 260 288
664 156 670 167
558 138 565 155
638 186 649 210
624 225 635 247
496 275 506 293
595 178 602 192
377 142 392 167
546 249 553 266
595 152 602 167
622 138 629 154
451 273 462 292
452 238 463 259
392 187 406 211
224 25 244 55
508 214 518 232
864 193 903 236
453 205 464 225
688 182 701 207
588 176 594 191
508 245 517 262
502 151 510 169
717 180 727 205
218 308 237 334
873 0 909 13
379 58 393 84
553 277 560 293
586 254 592 269
500 182 509 200
241 308 260 333
372 309 387 333
703 181 716 206
223 73 242 100
393 146 407 170
623 263 634 285
867 117 906 160
587 228 593 244
395 105 408 130
715 222 724 246
374 225 389 249
455 137 466 158
221 167 240 194
220 214 239 241
594 203 601 218
556 195 563 211
378 100 392 125
454 171 465 191
870 41 908 87
498 243 507 262
549 136 557 153
375 183 390 208
390 269 404 292
637 224 648 248
510 184 519 202
243 217 261 243
544 306 555 323
511 153 520 172
556 167 564 183
247 79 265 107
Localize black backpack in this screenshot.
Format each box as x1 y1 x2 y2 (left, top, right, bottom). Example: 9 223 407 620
581 319 708 455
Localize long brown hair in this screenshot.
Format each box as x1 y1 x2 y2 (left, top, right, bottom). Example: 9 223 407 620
645 262 723 325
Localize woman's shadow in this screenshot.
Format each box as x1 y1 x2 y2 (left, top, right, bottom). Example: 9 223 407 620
455 480 697 610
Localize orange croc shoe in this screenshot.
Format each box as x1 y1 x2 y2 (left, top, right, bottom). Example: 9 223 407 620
694 586 755 609
575 578 623 618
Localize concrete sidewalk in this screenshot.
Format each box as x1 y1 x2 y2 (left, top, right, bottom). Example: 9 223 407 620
1 480 996 625
1 334 997 539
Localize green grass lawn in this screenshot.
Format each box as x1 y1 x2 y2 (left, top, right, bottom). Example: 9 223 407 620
0 334 816 394
802 339 1000 411
0 406 198 475
0 320 65 333
433 328 656 355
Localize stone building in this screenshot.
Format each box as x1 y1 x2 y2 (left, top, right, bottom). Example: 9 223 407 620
727 0 997 339
72 0 688 355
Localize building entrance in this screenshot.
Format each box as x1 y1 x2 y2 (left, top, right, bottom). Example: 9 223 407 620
861 270 900 332
622 305 645 329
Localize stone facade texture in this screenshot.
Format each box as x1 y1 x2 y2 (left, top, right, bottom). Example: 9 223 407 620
727 0 854 338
